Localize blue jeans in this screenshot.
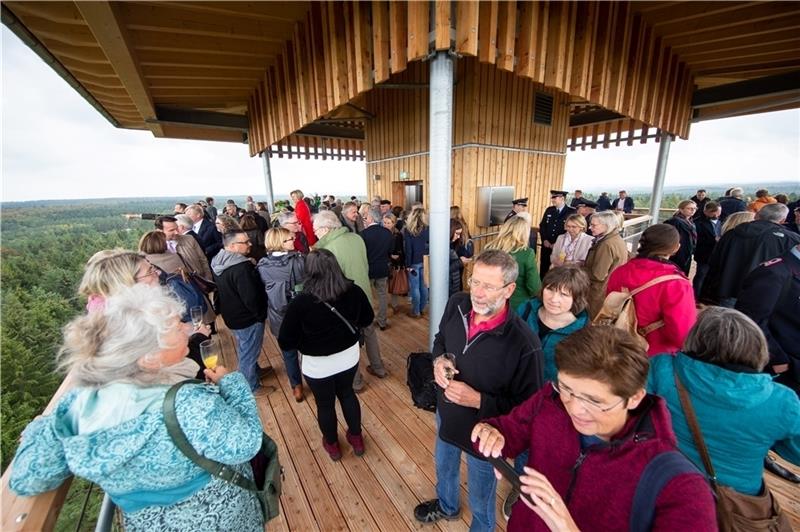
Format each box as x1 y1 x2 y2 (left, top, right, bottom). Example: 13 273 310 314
282 348 302 388
408 263 428 316
435 415 497 531
231 321 265 391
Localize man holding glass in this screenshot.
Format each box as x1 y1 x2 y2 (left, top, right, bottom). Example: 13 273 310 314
414 249 543 531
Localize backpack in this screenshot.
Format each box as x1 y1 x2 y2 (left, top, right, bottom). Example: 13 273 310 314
162 271 208 322
592 274 684 349
406 352 437 412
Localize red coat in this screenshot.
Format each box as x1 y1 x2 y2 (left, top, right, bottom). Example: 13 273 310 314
294 199 317 246
482 385 716 532
606 257 696 355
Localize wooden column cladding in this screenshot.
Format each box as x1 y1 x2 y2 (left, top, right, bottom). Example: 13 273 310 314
247 1 695 157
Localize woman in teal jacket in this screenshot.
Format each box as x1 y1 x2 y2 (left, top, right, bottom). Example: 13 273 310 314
647 307 800 496
516 265 590 383
486 215 541 310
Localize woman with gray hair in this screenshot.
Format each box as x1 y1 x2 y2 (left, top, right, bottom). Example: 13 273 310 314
647 307 800 504
9 284 266 530
583 210 629 317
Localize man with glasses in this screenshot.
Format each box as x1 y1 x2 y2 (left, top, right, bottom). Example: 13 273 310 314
279 211 309 253
211 229 270 394
414 249 543 530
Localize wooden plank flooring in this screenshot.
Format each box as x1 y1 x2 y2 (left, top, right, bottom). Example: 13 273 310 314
215 303 799 531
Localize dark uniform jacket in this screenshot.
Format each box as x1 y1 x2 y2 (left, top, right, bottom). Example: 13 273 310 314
701 220 800 303
539 205 576 245
736 248 800 389
433 293 543 456
596 195 612 211
693 217 721 265
195 218 223 261
360 224 394 279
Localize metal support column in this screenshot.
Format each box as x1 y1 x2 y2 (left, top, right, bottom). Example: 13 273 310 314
260 150 276 212
649 133 672 225
428 52 454 348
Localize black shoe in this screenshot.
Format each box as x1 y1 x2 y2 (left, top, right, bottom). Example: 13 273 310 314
764 456 800 483
414 499 460 523
257 366 274 379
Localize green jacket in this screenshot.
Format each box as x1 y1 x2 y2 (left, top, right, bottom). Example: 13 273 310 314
315 227 373 304
509 247 541 311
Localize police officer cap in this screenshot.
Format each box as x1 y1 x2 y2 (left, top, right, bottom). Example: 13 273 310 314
550 190 569 198
380 199 392 205
512 197 528 206
576 199 598 208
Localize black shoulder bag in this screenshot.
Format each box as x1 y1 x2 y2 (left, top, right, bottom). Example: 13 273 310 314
162 379 282 523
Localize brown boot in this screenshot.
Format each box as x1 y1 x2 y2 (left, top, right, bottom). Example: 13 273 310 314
292 384 304 402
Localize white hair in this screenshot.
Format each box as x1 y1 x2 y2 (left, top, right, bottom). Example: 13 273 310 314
756 203 789 223
175 214 193 230
591 211 620 234
313 210 342 230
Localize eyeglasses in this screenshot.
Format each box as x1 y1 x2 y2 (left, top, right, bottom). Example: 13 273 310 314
283 237 295 242
234 239 251 247
553 380 626 413
136 265 159 280
467 277 510 293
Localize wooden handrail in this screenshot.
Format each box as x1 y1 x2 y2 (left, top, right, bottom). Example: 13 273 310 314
1 373 76 531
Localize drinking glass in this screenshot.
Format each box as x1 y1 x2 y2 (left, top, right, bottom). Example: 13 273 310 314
440 352 457 403
199 339 220 370
190 306 203 329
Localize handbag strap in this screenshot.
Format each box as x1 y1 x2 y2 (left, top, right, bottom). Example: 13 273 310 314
319 300 358 335
163 379 258 492
673 368 718 483
629 274 686 297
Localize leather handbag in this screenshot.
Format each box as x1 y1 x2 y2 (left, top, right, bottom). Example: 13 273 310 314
163 380 282 523
673 370 791 532
388 266 409 295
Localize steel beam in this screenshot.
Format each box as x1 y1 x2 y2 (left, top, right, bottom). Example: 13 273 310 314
649 132 672 225
260 152 276 212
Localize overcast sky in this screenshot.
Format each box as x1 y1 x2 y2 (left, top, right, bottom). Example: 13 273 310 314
2 26 798 202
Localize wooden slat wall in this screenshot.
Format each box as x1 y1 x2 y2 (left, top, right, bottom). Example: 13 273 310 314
247 1 697 157
364 58 568 239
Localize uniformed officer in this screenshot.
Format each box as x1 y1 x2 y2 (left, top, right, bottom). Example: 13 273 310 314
538 190 576 277
736 244 800 397
575 199 598 233
504 197 528 222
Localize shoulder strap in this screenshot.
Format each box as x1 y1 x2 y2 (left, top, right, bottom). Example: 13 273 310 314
629 274 686 297
319 299 357 335
673 368 717 482
163 380 258 492
522 300 533 322
630 451 703 532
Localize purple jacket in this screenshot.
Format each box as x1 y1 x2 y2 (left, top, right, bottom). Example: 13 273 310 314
480 385 717 531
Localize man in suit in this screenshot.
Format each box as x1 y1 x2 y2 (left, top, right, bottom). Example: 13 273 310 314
361 206 394 331
690 189 709 221
155 216 213 281
614 190 635 213
692 201 722 297
596 192 612 212
539 190 576 277
569 190 584 208
186 204 223 262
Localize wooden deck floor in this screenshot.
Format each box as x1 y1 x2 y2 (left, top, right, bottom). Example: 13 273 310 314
216 306 799 531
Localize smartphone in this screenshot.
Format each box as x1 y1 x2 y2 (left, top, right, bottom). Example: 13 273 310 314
487 456 536 507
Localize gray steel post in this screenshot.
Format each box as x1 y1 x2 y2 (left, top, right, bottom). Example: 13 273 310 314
428 52 454 348
649 132 672 224
260 150 276 212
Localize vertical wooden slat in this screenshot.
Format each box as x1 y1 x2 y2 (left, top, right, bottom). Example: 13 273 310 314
408 1 429 61
647 45 670 125
569 1 596 99
455 1 479 56
372 1 391 83
496 1 516 72
621 13 643 118
354 1 374 93
328 2 348 108
283 41 300 133
389 1 408 73
534 2 550 82
544 1 568 89
515 1 538 79
477 0 498 64
343 1 359 100
309 5 330 115
606 1 630 111
659 53 679 133
434 0 451 50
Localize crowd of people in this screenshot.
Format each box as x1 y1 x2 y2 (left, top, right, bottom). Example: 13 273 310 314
8 185 800 531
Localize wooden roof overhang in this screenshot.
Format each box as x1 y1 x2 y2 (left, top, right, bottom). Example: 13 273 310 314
3 1 799 159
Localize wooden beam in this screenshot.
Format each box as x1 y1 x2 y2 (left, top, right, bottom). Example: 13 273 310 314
75 1 163 136
407 0 429 61
455 1 479 56
389 1 408 73
372 1 390 83
434 0 450 50
477 1 498 64
353 1 374 94
496 1 516 71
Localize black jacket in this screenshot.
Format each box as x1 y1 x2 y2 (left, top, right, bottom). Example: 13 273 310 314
718 196 746 222
360 224 394 279
196 218 223 261
701 220 800 302
693 217 721 264
211 251 267 330
690 195 710 221
539 205 576 244
278 283 374 356
664 215 696 275
596 195 612 212
736 248 800 384
433 293 543 455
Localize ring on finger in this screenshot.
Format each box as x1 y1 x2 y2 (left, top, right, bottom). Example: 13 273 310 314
549 496 555 506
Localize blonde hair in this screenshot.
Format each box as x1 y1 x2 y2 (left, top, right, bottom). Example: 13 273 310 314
265 227 292 252
79 250 144 298
215 214 240 233
564 213 587 230
405 206 427 236
721 211 755 235
59 284 186 387
486 216 529 254
450 205 471 239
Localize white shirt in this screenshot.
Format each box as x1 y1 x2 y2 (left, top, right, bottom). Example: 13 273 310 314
616 198 626 210
300 342 360 379
192 219 203 233
166 239 177 254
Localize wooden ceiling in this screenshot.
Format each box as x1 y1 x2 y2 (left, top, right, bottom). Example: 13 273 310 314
3 1 799 148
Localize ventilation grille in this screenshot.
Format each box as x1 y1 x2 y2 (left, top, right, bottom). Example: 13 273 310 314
533 92 554 125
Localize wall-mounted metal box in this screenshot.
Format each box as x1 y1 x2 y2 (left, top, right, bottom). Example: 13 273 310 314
476 186 514 227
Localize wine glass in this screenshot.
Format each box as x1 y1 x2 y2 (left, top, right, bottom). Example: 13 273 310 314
199 339 220 370
190 306 203 330
440 352 457 403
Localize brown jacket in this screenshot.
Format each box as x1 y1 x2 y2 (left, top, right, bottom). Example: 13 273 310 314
584 230 629 318
176 234 213 280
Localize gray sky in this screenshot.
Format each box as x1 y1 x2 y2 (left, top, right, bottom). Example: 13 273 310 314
2 26 798 202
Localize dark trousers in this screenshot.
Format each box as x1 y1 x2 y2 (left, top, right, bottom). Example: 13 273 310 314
540 246 553 278
304 364 361 444
692 262 710 298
